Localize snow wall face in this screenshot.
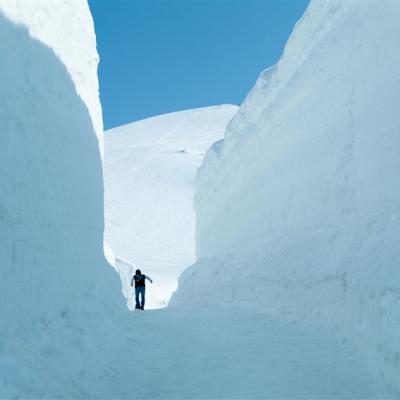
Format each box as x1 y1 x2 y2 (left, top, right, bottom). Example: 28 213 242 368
173 0 400 388
0 0 104 154
0 3 122 334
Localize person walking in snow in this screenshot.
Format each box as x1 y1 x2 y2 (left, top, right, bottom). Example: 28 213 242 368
130 269 153 310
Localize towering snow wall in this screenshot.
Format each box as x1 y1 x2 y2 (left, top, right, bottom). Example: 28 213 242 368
0 1 122 335
173 0 400 389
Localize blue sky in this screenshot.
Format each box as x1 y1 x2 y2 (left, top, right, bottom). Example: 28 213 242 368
88 0 309 130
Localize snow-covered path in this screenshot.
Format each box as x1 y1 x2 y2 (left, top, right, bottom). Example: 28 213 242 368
3 303 395 398
95 306 393 399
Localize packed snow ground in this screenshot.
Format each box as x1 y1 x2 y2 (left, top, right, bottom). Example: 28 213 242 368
103 105 237 308
2 305 395 398
123 307 394 399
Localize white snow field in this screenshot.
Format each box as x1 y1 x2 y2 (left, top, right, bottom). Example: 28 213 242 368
173 0 400 393
0 0 398 398
103 105 238 308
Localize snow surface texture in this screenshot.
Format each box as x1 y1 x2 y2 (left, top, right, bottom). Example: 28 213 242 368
104 105 237 308
0 0 397 397
0 0 104 154
173 0 400 391
0 2 126 394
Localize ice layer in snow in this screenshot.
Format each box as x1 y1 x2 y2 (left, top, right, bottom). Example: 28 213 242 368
104 105 238 308
173 0 400 389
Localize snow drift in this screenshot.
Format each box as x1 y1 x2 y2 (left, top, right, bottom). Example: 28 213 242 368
104 105 238 308
0 2 125 394
173 0 400 389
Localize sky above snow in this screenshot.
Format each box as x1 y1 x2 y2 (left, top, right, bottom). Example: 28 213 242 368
88 0 309 129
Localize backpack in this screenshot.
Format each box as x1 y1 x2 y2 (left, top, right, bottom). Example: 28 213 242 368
134 274 145 287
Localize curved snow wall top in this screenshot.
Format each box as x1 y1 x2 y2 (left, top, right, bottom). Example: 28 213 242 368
0 2 122 335
0 0 104 154
174 0 400 389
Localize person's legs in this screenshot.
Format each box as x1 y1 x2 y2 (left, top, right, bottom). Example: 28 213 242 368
140 287 146 309
135 287 140 309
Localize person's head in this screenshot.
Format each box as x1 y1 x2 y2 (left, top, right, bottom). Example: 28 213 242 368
136 269 141 275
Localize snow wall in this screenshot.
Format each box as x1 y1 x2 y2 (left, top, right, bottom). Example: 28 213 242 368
173 0 400 389
0 0 104 154
0 1 123 338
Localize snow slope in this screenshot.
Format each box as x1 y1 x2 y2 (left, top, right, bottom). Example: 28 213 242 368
104 105 237 308
173 0 400 390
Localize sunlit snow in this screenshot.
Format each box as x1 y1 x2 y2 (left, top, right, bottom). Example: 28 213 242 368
1 0 400 398
103 105 237 308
